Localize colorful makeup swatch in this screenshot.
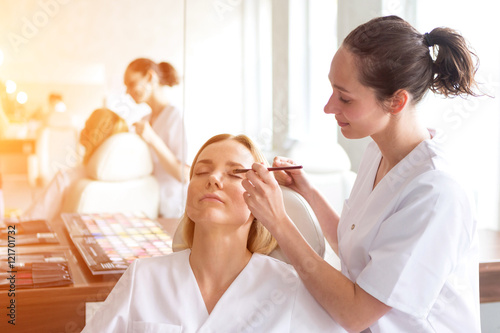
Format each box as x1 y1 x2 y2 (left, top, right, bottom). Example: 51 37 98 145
62 213 173 275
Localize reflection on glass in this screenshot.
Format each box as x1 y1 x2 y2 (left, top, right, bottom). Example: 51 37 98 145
123 58 188 219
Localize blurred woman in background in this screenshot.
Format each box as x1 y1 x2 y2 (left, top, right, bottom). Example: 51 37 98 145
124 58 189 218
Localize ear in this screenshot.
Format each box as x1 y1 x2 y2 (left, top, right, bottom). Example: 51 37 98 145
388 89 410 114
146 69 156 82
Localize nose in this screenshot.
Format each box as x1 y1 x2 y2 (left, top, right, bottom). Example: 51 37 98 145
125 85 134 97
207 173 223 189
324 94 338 115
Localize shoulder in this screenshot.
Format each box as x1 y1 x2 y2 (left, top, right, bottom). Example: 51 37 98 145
252 253 298 274
250 253 301 286
159 105 182 120
392 152 476 237
397 167 473 226
397 136 472 207
382 136 476 226
402 138 469 201
152 105 184 136
387 136 464 193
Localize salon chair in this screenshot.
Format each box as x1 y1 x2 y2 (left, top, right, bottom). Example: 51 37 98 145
268 186 325 262
171 186 325 264
61 132 160 218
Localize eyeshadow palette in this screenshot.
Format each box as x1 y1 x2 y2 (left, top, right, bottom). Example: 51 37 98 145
62 213 173 275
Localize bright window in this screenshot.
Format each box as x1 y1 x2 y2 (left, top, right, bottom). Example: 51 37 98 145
415 0 500 229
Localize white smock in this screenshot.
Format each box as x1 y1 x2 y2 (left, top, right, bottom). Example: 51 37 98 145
82 249 345 333
143 105 187 218
338 130 480 332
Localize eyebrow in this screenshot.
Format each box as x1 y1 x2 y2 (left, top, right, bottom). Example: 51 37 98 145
333 84 351 94
328 72 352 94
196 159 245 168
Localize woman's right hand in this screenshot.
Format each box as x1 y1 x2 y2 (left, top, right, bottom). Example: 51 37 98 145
272 156 314 199
133 120 156 145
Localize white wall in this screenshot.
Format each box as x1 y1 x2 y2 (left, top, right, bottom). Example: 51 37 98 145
183 0 249 161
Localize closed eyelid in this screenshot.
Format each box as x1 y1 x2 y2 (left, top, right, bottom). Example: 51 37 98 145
193 165 211 174
228 171 244 178
193 167 244 177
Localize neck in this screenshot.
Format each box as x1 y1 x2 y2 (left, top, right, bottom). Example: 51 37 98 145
147 87 170 117
189 223 252 313
372 107 430 169
190 224 252 280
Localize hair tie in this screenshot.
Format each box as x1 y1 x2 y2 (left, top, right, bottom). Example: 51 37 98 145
423 33 434 47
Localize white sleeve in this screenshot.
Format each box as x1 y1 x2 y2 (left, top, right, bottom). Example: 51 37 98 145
290 281 346 332
356 171 475 317
81 260 137 333
156 107 187 162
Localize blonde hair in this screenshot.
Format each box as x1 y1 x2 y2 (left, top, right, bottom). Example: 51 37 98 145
177 134 278 255
79 108 129 164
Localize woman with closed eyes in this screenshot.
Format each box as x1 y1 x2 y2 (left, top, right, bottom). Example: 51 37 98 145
82 133 345 333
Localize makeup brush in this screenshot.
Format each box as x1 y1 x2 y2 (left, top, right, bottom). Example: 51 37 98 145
232 165 303 174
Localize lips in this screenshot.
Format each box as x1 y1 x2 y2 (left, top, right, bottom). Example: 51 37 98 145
200 193 224 203
336 117 349 127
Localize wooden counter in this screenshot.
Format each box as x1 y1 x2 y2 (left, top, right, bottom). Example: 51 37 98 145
479 229 500 303
0 216 179 333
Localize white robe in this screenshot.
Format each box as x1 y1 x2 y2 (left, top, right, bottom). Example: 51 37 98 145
82 249 345 333
143 105 187 218
338 130 480 332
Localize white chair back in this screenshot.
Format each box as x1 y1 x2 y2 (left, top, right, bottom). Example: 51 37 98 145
62 133 160 218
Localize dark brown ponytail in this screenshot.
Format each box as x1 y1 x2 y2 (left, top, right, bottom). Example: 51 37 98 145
343 15 479 105
157 62 180 87
126 58 180 87
425 27 479 97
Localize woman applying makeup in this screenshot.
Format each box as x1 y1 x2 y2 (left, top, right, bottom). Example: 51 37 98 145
124 59 189 218
243 16 481 332
82 134 344 333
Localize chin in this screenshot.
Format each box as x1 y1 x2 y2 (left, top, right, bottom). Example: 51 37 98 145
189 209 224 224
340 127 368 140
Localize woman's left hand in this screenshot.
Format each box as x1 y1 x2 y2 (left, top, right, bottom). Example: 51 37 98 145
242 163 288 234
